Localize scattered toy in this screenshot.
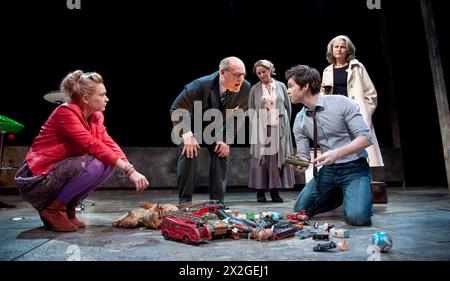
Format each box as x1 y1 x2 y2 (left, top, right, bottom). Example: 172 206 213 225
312 231 329 241
371 231 393 253
296 229 312 239
330 227 350 238
337 240 349 251
322 223 335 232
249 228 273 242
313 241 337 252
112 202 178 229
160 215 212 244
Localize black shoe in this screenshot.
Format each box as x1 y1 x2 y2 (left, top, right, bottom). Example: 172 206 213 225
0 201 16 208
256 190 267 203
270 189 284 203
178 199 192 206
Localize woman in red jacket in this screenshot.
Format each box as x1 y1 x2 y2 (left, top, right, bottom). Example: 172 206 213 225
15 70 149 232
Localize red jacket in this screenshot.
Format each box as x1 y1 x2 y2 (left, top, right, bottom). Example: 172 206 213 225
26 102 127 175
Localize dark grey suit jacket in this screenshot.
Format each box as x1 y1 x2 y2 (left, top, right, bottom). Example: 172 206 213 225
170 71 251 144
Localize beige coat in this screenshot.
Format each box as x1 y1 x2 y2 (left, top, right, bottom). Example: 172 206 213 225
322 59 384 167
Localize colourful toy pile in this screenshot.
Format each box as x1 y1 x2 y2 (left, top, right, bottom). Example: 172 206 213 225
112 201 393 255
159 202 309 244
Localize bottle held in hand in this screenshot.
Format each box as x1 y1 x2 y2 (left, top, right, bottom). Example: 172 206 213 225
323 84 333 94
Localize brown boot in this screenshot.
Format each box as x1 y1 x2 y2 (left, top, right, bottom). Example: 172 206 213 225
67 200 86 228
39 199 78 232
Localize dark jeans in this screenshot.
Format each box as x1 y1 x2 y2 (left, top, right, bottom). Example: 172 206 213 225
294 158 372 226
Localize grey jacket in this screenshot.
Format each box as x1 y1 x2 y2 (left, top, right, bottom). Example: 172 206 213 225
248 80 293 168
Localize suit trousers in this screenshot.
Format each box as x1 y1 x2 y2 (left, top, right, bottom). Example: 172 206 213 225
177 144 228 204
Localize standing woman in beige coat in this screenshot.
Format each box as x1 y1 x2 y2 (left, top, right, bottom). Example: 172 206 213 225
322 35 383 167
248 60 295 203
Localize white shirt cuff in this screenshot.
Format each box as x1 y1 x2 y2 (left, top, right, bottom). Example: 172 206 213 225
182 131 193 142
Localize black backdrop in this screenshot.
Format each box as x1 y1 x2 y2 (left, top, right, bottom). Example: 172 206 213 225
1 0 448 186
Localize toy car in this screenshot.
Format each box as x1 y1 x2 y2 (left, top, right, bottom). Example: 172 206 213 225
313 241 337 252
296 229 312 239
207 220 232 238
161 214 212 245
271 221 297 240
312 231 329 241
271 226 297 240
286 211 309 221
191 204 226 216
330 227 350 238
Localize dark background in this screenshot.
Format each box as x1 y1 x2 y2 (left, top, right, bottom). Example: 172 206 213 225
0 0 448 186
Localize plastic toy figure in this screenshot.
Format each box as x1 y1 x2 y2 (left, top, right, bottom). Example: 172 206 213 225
337 240 349 251
371 231 393 252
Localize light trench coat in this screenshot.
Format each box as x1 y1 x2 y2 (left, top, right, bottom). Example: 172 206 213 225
322 59 384 167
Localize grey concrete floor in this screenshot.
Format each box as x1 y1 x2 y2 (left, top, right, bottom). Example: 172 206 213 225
1 187 449 261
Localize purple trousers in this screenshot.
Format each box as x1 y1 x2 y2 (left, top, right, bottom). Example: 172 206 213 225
15 155 115 211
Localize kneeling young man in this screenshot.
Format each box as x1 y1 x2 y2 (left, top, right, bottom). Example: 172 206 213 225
286 65 372 226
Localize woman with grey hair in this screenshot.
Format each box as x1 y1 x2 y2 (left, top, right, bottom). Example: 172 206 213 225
248 59 294 203
322 35 383 167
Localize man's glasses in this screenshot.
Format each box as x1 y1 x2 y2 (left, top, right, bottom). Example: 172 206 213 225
225 69 246 78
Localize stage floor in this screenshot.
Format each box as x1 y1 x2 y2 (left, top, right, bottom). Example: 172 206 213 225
1 187 449 261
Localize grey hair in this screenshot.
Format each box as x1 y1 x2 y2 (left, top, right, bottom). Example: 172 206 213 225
253 59 276 76
325 35 356 64
219 56 245 70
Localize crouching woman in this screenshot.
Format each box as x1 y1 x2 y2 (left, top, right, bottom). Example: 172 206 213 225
15 70 149 232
